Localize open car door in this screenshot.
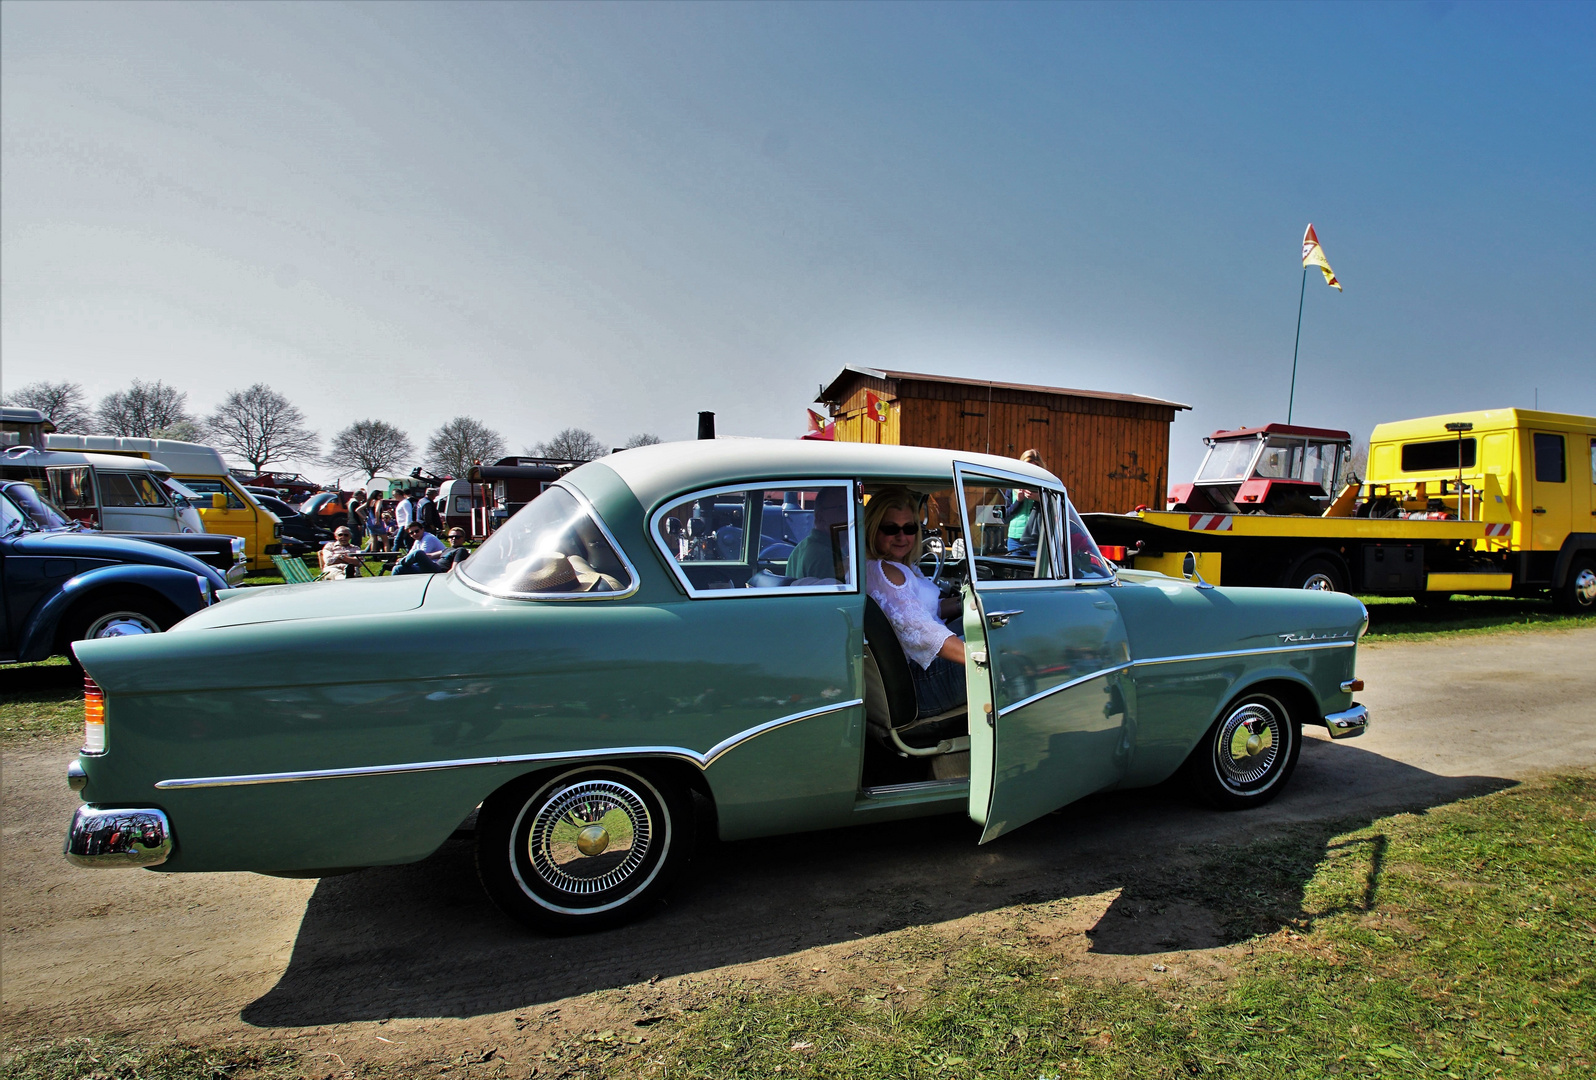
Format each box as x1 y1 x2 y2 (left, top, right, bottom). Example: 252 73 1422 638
955 464 1132 843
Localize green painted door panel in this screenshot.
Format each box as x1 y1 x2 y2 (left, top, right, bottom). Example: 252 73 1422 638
969 583 1130 842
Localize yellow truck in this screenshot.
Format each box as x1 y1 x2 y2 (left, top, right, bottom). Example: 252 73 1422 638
1083 408 1595 612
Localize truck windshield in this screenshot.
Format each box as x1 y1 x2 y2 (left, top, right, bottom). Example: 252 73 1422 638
1196 438 1260 482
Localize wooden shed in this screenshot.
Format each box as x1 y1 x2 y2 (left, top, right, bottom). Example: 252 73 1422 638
817 366 1189 512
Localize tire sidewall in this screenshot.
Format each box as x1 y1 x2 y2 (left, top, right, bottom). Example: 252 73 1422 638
59 588 181 667
1288 555 1346 593
477 764 688 933
1187 691 1302 809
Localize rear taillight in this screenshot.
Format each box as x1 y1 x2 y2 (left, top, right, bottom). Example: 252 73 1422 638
82 677 106 755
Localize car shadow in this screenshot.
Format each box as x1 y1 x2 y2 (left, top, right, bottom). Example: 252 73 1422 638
242 736 1512 1027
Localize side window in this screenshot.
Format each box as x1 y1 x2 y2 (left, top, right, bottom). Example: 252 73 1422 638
178 478 247 509
956 473 1064 581
130 474 170 507
50 467 97 510
0 492 26 535
1067 502 1115 581
652 482 857 596
99 472 142 507
1534 434 1566 484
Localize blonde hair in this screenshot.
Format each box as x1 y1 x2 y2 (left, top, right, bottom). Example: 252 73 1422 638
863 487 923 562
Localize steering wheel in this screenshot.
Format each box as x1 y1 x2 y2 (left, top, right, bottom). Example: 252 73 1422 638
918 534 945 587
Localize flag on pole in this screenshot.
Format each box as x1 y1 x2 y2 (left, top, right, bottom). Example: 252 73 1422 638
1301 224 1341 291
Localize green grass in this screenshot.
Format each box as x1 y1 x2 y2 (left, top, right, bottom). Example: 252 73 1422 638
0 657 80 741
618 775 1596 1079
0 1038 298 1080
1360 595 1590 643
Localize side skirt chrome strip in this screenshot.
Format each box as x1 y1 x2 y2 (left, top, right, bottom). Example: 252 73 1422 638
153 698 864 790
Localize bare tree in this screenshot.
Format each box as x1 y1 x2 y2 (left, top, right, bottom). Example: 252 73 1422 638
152 420 206 442
205 384 319 471
3 380 93 432
623 433 663 449
427 416 505 477
96 380 193 437
528 427 607 462
1342 440 1368 487
325 419 415 480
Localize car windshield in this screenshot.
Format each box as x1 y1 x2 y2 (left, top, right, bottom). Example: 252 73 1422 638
1195 438 1260 482
4 483 73 530
461 485 635 597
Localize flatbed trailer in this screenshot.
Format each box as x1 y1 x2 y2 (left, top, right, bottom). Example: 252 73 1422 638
1083 407 1595 612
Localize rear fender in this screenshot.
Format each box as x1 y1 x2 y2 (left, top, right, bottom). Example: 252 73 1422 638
18 565 212 661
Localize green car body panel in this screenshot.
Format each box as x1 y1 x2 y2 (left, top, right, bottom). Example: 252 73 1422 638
69 441 1367 876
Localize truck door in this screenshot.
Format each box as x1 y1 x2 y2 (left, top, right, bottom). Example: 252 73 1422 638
1530 432 1571 553
955 464 1131 843
46 466 100 530
178 476 270 569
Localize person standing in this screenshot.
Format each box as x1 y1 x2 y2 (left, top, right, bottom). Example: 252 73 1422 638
419 487 443 536
345 493 367 547
393 489 415 536
1005 449 1046 557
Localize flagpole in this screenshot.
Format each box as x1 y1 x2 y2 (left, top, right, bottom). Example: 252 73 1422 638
1287 266 1307 424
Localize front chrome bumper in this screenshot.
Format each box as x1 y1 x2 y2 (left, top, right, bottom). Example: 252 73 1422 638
1324 703 1369 739
64 805 173 868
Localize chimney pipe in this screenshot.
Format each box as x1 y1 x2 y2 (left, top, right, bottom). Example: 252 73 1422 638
698 412 716 440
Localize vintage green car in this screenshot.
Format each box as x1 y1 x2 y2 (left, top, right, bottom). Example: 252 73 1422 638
65 441 1369 932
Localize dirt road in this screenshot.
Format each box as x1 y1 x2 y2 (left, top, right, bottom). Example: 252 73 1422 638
4 627 1593 1070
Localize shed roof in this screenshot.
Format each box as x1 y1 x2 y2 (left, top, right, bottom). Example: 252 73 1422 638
818 365 1190 411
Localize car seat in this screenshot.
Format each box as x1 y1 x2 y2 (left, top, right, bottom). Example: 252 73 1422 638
862 597 969 766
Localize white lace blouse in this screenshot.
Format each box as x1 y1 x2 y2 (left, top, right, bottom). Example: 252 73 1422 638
866 559 952 670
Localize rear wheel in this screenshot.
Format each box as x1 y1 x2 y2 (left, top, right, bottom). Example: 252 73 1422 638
1554 557 1596 614
1286 556 1345 593
58 589 181 667
475 765 691 934
1184 691 1302 809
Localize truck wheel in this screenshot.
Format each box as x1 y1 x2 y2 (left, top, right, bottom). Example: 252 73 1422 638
1286 557 1345 592
1183 691 1302 809
475 765 692 934
1554 557 1596 614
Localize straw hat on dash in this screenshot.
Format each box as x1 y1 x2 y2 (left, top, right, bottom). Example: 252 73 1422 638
517 552 578 592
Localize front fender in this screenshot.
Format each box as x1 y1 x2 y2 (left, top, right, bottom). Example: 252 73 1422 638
18 565 212 661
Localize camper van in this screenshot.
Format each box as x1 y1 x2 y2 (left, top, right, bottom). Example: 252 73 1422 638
45 435 284 572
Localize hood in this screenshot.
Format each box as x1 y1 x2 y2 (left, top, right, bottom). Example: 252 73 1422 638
174 574 433 630
9 530 214 575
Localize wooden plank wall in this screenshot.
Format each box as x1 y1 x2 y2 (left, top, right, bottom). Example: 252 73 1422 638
830 374 1174 512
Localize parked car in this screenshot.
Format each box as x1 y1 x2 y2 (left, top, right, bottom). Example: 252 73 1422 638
1 481 225 664
62 441 1369 933
252 493 335 550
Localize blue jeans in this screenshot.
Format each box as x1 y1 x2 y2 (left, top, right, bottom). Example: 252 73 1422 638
392 550 441 575
911 655 966 719
1006 537 1036 556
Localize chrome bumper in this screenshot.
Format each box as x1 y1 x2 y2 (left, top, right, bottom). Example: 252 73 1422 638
64 805 173 869
1324 703 1369 740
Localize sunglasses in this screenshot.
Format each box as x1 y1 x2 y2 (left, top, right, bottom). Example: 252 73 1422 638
875 522 919 537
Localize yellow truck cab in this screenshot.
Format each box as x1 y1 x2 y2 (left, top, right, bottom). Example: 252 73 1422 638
1366 409 1594 606
45 435 284 572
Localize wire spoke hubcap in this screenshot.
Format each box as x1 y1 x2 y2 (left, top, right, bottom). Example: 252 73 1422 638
1216 702 1282 787
528 779 652 897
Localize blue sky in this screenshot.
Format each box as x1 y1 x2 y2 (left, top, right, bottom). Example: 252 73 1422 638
3 1 1591 485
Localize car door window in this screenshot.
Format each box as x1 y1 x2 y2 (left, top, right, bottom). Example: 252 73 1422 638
178 478 247 509
50 467 97 511
1067 502 1116 581
652 481 857 596
1534 434 1566 483
0 491 26 536
956 475 1064 583
99 473 143 507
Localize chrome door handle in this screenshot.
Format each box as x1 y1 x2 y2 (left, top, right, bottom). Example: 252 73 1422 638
986 609 1023 629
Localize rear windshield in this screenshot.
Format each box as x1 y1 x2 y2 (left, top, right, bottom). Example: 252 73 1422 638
1401 438 1476 472
460 485 635 597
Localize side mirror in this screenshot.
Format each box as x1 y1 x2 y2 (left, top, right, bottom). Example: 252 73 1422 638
210 493 228 510
1182 551 1214 590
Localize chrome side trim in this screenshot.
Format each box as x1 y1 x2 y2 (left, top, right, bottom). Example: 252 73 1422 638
154 698 864 790
997 661 1133 718
1131 640 1356 667
455 480 642 603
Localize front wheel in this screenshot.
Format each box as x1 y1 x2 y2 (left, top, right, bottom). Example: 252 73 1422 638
475 765 691 934
1553 557 1596 614
1183 692 1302 809
1285 557 1345 593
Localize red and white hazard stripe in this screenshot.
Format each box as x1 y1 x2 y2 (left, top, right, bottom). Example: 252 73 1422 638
1483 523 1512 538
1188 514 1233 532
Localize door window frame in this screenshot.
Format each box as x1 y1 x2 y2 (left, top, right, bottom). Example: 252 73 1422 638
952 462 1114 590
649 479 859 600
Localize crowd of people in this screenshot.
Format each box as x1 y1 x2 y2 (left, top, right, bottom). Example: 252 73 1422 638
312 485 472 580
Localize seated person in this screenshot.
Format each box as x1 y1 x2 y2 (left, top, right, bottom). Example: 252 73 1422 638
392 522 447 575
318 527 364 580
436 527 473 571
784 487 849 583
864 488 965 720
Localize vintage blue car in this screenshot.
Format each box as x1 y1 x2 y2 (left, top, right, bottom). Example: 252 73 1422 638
2 480 226 664
64 442 1368 932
